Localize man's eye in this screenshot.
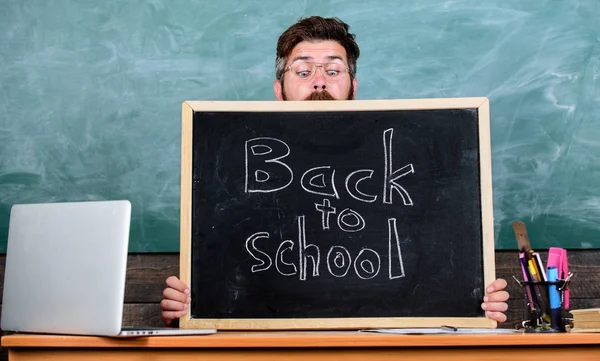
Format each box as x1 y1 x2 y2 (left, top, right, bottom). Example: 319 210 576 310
327 70 340 76
297 70 311 78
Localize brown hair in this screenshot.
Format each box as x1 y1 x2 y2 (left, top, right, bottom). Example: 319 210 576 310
275 16 360 80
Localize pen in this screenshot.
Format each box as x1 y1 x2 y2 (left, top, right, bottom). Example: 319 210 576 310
441 325 457 332
533 252 547 283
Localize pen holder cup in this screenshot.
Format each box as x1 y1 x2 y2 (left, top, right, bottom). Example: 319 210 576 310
517 279 571 333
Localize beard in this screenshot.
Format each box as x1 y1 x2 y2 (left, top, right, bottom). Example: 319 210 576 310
304 90 336 100
282 81 355 101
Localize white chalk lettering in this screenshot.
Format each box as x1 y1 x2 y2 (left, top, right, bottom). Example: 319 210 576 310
244 217 405 281
242 128 413 282
298 215 320 280
326 246 352 277
354 248 381 280
383 128 414 205
254 169 270 183
275 240 297 276
345 169 377 203
337 208 366 232
315 198 336 230
300 166 339 198
245 137 293 193
245 232 273 273
388 218 406 279
245 129 414 203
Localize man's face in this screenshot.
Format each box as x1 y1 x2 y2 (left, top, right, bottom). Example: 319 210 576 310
274 40 358 101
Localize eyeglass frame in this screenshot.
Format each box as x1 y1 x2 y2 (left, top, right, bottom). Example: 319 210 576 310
282 61 353 81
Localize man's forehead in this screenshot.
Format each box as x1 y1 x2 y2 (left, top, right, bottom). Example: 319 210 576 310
288 40 347 62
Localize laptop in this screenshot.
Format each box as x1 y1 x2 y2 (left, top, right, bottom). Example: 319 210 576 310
0 200 215 337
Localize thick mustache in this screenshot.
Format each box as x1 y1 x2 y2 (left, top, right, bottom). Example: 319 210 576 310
305 90 335 100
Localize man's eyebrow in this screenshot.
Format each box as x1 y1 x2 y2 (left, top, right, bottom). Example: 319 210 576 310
290 55 345 63
325 55 344 62
290 55 313 62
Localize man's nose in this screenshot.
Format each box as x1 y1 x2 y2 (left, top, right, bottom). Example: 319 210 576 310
311 68 327 91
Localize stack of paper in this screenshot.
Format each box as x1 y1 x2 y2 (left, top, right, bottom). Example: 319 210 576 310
570 308 600 333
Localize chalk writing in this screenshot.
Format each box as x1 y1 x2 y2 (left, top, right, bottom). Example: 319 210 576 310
243 128 413 281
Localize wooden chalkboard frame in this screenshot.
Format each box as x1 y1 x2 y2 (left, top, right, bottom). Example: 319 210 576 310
179 98 496 330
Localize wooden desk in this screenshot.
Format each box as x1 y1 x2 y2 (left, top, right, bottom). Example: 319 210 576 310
2 331 600 361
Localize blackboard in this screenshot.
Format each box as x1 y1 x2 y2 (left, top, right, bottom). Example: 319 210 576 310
179 98 497 330
1 1 599 252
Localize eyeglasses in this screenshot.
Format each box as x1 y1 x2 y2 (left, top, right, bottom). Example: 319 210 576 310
284 61 350 81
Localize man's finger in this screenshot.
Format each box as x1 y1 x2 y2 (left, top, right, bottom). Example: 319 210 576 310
487 278 507 293
162 287 191 304
482 301 508 312
162 310 188 321
486 311 507 323
160 299 188 312
166 276 190 293
484 291 510 303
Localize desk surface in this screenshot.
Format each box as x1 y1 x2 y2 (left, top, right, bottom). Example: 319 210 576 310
3 331 600 348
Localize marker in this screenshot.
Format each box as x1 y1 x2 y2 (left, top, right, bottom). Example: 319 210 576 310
548 247 570 309
547 266 561 330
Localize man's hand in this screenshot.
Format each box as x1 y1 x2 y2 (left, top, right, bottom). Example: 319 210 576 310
161 276 191 327
481 278 509 323
161 276 510 326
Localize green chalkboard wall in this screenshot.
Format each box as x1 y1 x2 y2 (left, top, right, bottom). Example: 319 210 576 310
1 0 599 252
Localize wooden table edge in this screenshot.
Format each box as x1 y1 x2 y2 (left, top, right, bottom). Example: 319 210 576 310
3 331 600 349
